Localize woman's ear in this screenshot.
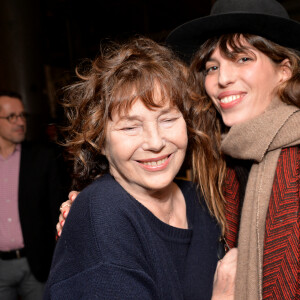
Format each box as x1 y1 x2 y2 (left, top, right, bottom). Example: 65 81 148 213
279 58 292 82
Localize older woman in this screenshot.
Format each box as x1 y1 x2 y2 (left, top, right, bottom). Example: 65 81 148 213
44 37 236 300
167 0 300 299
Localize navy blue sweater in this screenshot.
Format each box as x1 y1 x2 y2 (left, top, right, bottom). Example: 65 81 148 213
44 174 221 299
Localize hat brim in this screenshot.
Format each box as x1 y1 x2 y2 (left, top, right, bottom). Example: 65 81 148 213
167 13 300 63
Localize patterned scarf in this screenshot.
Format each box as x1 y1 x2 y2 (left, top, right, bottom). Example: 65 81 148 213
221 99 300 299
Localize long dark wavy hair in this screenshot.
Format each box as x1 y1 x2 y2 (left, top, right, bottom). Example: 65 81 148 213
189 33 300 233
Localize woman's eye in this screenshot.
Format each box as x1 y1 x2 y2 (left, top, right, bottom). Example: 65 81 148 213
119 126 140 135
163 118 176 123
238 57 252 63
205 66 218 74
162 115 180 123
121 127 137 131
160 117 180 127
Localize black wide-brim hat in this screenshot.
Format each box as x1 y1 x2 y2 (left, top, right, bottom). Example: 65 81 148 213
167 0 300 63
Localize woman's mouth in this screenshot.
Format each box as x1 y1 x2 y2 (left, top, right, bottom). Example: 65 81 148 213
220 94 241 104
218 93 245 109
137 154 171 171
140 156 168 166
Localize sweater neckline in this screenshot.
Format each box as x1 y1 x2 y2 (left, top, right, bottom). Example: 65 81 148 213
128 180 193 243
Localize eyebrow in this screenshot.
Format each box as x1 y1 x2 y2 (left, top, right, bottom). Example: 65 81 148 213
206 57 218 63
118 107 178 121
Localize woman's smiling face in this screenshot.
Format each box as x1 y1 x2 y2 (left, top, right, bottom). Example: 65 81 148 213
204 41 286 127
102 91 188 196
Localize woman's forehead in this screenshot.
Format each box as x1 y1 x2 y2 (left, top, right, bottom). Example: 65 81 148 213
110 82 177 114
207 37 258 62
219 37 253 53
112 97 177 118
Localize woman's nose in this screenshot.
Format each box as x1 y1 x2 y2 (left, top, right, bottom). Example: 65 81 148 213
142 125 165 152
218 63 236 87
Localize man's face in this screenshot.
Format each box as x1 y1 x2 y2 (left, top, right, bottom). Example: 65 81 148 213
0 96 26 146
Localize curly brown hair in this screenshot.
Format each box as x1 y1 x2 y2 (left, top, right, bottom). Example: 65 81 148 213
61 36 226 232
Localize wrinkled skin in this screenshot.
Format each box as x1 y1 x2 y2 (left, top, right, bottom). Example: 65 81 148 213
212 248 237 300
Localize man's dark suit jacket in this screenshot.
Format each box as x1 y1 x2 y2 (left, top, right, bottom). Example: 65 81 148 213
18 141 68 282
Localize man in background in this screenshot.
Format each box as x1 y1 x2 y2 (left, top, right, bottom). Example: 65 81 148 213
0 91 67 300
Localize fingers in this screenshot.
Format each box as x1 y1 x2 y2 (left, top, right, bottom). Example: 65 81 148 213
59 200 72 216
212 248 238 300
221 247 238 265
68 190 79 202
59 214 65 227
56 191 79 239
56 221 62 238
215 247 238 280
59 192 78 219
56 201 71 238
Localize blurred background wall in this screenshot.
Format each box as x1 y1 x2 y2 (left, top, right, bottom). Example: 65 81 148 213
0 0 299 140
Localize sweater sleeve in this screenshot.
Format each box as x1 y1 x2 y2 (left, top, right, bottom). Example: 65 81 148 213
44 175 162 300
45 261 158 299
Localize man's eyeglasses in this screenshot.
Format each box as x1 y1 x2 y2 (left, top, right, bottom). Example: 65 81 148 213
0 112 28 124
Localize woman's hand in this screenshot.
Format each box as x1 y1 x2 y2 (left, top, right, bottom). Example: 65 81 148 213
211 248 238 300
56 191 79 238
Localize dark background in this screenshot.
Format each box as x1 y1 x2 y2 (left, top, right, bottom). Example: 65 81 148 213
0 0 299 140
42 0 212 69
